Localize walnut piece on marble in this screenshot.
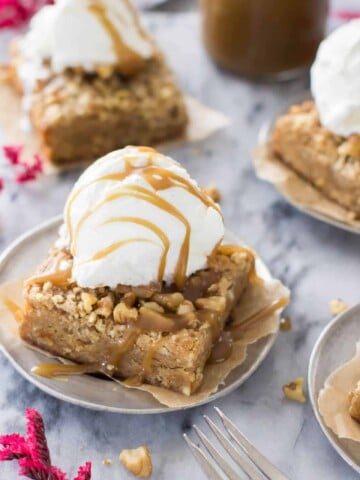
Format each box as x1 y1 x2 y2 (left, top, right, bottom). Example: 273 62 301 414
329 299 348 316
119 446 152 478
282 377 306 403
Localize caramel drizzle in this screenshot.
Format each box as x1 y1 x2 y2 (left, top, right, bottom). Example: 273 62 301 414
209 296 289 364
25 269 71 288
1 297 24 322
230 297 289 340
72 185 191 290
100 217 170 282
217 244 263 285
33 325 140 379
88 2 146 76
124 336 166 386
85 238 156 263
25 251 72 287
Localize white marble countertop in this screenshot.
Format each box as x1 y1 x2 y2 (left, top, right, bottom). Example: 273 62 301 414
1 2 360 479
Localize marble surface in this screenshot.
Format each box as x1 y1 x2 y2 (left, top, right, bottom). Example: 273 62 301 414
1 2 360 480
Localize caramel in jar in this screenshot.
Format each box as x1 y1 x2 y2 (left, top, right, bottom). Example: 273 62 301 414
200 0 329 78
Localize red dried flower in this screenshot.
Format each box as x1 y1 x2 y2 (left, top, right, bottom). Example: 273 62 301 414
0 0 54 29
18 458 59 480
73 462 92 480
3 144 44 185
0 434 29 461
0 409 91 480
0 177 4 191
25 409 50 467
331 10 360 21
3 144 22 166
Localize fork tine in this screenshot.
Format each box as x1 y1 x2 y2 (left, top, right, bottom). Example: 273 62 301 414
183 433 225 480
214 408 289 480
204 415 264 480
193 425 247 480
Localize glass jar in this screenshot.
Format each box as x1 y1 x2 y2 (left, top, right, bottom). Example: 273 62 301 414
200 0 329 79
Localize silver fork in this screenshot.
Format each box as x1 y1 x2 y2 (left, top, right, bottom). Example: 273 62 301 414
183 407 289 480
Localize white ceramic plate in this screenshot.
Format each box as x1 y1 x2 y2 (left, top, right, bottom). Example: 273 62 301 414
308 304 360 474
0 216 279 414
257 92 360 236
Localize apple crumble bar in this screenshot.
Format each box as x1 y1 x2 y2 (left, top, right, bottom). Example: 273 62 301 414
10 43 187 166
20 246 252 395
271 101 360 218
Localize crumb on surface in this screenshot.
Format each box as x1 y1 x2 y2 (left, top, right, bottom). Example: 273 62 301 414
329 299 348 316
119 446 152 478
282 377 306 403
102 459 112 465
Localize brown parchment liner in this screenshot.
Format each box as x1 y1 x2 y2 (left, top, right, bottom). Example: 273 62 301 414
318 342 360 441
0 274 289 408
253 144 360 230
0 78 230 174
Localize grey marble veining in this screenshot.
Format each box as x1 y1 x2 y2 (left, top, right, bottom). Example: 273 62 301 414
1 3 360 480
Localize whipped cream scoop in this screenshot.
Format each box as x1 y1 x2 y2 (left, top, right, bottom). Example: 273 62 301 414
21 0 154 76
63 146 224 289
311 19 360 137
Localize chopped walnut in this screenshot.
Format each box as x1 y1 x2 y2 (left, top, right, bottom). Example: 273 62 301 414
119 446 152 478
349 381 360 422
141 301 165 314
203 184 221 203
96 295 114 317
113 302 138 324
123 292 137 308
152 292 184 311
81 292 97 313
283 377 306 403
177 300 195 315
329 299 348 316
195 296 226 313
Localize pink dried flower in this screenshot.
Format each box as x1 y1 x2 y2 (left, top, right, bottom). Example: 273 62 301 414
73 462 92 480
25 409 50 467
18 458 59 480
0 409 91 480
3 144 44 185
3 144 22 166
0 434 29 461
331 10 360 21
0 0 54 29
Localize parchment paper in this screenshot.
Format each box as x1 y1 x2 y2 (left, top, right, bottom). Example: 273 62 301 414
0 275 289 408
253 144 360 229
318 342 360 441
0 79 230 174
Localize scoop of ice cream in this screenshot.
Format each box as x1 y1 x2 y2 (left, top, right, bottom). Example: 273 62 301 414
63 146 224 289
311 19 360 136
21 0 154 75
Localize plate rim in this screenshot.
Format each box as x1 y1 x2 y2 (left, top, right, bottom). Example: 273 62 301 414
256 92 360 236
308 303 360 474
0 215 279 414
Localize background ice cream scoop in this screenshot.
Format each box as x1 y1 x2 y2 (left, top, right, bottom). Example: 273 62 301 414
311 19 360 136
21 0 154 75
